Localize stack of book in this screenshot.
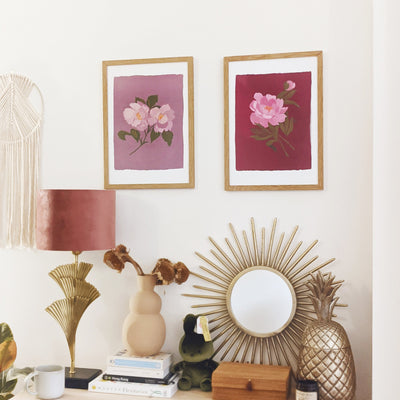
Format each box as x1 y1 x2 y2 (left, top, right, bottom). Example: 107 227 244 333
89 350 177 398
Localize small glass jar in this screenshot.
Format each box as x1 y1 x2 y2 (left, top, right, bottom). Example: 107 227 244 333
296 379 319 400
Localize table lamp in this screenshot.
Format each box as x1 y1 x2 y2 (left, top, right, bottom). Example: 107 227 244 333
36 189 116 389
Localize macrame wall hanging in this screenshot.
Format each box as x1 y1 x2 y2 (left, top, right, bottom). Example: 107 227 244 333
0 73 43 248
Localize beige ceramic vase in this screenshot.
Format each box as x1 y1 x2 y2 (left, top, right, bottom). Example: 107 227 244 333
122 274 166 356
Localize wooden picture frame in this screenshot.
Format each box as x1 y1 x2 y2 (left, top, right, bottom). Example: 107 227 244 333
103 57 194 189
224 51 323 191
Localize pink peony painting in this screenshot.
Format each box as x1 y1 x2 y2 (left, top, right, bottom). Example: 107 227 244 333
113 74 184 171
235 71 312 171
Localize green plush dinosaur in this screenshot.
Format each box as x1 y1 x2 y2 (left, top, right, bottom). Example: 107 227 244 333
171 314 218 391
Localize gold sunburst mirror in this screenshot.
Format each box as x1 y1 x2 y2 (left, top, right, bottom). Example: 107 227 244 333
184 218 339 370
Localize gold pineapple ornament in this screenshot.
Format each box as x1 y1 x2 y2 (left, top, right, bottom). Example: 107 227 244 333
297 272 356 400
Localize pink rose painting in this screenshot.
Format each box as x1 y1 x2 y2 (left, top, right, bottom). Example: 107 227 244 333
235 72 312 171
113 74 184 170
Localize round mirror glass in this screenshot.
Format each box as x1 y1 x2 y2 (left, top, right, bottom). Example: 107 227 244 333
227 267 296 337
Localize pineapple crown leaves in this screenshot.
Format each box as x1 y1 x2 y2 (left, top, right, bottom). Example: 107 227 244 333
306 271 343 322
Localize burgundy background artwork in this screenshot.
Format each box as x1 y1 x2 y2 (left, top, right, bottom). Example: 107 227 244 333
113 74 184 170
235 71 312 171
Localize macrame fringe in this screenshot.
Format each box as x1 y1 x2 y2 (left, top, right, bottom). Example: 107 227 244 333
0 73 43 248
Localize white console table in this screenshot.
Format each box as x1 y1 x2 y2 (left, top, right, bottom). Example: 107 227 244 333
14 388 211 400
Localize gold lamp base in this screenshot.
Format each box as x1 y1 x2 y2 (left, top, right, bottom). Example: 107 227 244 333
46 252 101 389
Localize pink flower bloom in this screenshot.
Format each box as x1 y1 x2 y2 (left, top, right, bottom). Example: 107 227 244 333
249 93 288 127
123 102 150 131
285 80 296 91
149 104 175 133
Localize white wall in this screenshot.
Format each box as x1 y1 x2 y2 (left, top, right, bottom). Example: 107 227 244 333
373 0 400 397
0 1 372 399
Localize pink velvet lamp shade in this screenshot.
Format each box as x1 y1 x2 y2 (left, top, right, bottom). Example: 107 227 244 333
36 189 116 251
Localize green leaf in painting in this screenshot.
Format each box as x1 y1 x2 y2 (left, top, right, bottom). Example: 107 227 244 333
266 139 276 146
284 99 300 108
270 125 279 136
117 131 130 141
147 95 158 108
130 129 141 142
280 119 288 136
276 90 287 99
251 126 269 137
284 89 296 100
251 135 269 141
162 131 173 146
287 118 294 135
135 97 146 104
150 129 161 143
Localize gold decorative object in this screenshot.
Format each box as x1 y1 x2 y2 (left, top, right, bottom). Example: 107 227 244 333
184 218 339 371
297 272 356 400
46 252 100 374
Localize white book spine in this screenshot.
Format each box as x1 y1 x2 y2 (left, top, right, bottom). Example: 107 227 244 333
89 377 178 398
107 353 172 370
105 365 170 378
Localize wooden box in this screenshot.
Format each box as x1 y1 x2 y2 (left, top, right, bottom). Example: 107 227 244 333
212 362 291 400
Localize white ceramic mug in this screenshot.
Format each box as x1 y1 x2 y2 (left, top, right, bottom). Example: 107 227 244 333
24 365 65 399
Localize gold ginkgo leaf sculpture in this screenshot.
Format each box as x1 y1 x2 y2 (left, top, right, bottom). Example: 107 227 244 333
46 261 100 374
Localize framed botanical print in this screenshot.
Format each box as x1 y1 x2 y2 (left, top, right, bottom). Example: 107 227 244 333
103 57 194 189
224 51 323 191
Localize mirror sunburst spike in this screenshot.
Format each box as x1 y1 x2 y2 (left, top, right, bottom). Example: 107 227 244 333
250 217 260 266
242 231 255 266
266 218 277 267
230 333 247 361
287 255 319 281
199 308 226 317
218 328 242 360
210 249 241 276
209 317 233 333
182 293 225 301
259 338 264 364
270 336 282 365
191 302 226 309
212 323 235 343
281 329 300 352
250 336 258 363
292 258 336 286
199 266 231 285
208 237 240 274
195 252 235 280
261 227 266 266
284 240 319 277
229 223 250 268
223 239 246 272
275 225 298 271
240 335 253 363
280 241 303 275
286 325 302 343
265 337 273 364
192 285 226 295
208 314 231 324
275 335 291 367
189 271 228 289
271 232 284 268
